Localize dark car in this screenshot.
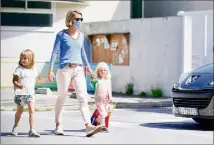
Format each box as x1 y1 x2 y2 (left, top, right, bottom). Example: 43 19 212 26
172 63 214 126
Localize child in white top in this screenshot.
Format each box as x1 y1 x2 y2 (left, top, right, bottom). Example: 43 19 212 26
90 62 112 132
12 49 50 137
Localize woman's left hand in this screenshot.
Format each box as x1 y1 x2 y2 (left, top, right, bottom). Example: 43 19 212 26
89 72 95 80
86 66 94 79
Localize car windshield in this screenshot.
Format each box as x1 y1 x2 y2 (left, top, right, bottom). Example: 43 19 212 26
191 63 213 74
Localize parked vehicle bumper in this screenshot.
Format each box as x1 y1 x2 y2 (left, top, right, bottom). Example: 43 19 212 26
172 91 214 119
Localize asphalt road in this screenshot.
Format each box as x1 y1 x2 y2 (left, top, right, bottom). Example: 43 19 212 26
1 107 213 144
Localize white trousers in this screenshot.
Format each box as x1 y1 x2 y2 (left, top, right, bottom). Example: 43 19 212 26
55 66 90 124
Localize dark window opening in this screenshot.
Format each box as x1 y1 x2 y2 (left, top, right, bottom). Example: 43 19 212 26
27 1 51 9
131 0 142 19
1 12 53 27
1 0 25 8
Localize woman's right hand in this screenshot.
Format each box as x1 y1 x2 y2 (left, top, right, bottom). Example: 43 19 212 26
48 69 55 82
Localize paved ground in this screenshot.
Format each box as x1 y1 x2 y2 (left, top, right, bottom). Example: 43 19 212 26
1 88 172 111
1 108 213 144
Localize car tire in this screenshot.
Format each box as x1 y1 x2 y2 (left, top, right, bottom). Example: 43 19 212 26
192 118 214 127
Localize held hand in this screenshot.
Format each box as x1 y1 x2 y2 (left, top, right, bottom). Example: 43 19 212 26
18 84 25 89
48 70 55 82
86 66 92 73
85 66 94 79
20 85 25 89
89 73 95 80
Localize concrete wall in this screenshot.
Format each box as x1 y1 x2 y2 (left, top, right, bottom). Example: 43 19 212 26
144 1 213 18
191 13 213 68
179 11 213 73
81 17 184 96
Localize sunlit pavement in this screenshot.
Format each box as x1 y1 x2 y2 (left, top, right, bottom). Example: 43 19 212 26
1 107 213 144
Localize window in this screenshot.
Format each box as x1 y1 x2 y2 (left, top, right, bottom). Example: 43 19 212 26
1 0 25 8
130 0 142 19
1 13 53 27
27 1 51 9
1 0 53 27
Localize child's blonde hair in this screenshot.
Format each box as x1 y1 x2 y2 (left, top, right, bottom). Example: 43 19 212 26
19 49 35 69
95 62 111 80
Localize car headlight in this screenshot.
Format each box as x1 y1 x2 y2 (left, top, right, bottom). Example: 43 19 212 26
179 72 189 83
209 81 214 86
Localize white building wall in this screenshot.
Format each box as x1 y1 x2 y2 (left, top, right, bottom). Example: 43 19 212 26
1 29 54 60
81 17 183 96
1 28 56 87
0 1 130 87
82 1 130 22
54 1 130 32
1 1 212 97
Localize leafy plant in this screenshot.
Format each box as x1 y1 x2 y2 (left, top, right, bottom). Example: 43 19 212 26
125 83 134 95
151 88 163 97
138 91 147 97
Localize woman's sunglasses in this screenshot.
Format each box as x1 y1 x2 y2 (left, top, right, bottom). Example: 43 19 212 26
74 18 83 22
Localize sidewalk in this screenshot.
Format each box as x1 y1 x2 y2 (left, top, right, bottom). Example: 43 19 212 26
0 88 172 111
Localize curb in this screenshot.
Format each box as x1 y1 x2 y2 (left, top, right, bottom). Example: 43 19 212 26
1 101 172 112
0 107 55 112
115 101 172 109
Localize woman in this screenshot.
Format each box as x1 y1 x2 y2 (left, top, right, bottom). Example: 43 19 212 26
48 10 103 137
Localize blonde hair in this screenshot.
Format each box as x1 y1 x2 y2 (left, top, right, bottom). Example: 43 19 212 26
19 49 35 69
65 10 82 27
95 62 111 80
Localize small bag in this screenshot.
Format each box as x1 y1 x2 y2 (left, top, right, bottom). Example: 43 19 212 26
90 108 100 126
90 101 116 128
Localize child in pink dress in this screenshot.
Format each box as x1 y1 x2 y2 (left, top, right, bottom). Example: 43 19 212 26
91 62 112 132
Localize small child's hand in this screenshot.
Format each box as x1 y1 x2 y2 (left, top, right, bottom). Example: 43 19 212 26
90 73 95 80
47 78 52 82
18 84 25 89
110 99 116 105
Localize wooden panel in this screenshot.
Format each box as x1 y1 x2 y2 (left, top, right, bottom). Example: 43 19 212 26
89 33 130 66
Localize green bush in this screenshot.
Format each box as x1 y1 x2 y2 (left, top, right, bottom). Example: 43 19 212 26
125 83 134 95
138 91 147 97
151 88 163 97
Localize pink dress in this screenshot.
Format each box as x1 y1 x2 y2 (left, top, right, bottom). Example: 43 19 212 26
92 78 112 125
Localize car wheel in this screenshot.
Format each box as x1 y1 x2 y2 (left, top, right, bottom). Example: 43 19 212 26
192 118 214 127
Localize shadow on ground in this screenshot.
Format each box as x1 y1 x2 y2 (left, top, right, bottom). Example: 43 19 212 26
0 132 52 137
140 121 214 131
44 129 85 133
43 129 86 137
0 130 86 138
132 107 173 115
